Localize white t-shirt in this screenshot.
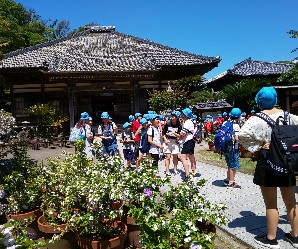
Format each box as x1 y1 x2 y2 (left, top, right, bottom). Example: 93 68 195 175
147 126 161 155
181 119 195 143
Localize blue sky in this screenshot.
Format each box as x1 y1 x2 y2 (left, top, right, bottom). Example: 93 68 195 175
16 0 298 80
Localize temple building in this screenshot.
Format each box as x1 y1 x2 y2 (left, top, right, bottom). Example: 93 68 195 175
0 26 220 127
206 58 296 111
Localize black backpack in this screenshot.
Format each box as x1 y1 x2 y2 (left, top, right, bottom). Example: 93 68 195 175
140 126 154 153
256 111 298 175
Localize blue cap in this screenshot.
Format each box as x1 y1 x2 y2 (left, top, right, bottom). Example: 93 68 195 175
255 87 277 110
129 115 134 122
148 111 155 114
143 114 149 120
223 112 227 116
150 114 158 120
218 114 222 118
251 110 255 113
88 117 93 121
192 114 197 119
167 113 171 117
135 113 142 118
230 108 242 118
171 110 181 118
206 114 211 118
140 118 148 125
123 122 131 129
101 112 109 119
159 115 164 120
181 108 192 119
80 112 90 120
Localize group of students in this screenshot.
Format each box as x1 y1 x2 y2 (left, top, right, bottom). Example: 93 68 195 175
121 108 198 179
207 86 298 249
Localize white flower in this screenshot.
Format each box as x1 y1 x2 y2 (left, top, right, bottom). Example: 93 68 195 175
89 216 94 221
184 236 191 243
185 220 192 226
185 230 191 236
152 224 158 231
205 234 212 242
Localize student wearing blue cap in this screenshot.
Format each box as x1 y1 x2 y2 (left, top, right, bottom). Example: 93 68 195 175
179 108 197 179
147 115 163 168
162 111 182 175
132 113 142 163
222 108 242 189
98 112 118 156
239 87 298 248
135 118 149 171
120 122 135 168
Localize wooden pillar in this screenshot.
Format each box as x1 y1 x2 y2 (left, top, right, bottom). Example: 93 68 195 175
133 81 139 113
67 81 75 129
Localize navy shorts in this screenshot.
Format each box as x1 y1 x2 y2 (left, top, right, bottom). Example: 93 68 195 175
123 149 134 160
181 140 195 155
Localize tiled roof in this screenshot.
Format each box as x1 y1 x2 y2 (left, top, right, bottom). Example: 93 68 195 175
206 58 295 84
0 26 220 73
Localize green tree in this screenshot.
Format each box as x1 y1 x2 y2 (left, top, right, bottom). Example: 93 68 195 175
173 75 205 93
222 78 271 111
288 30 298 59
188 88 226 105
148 89 188 112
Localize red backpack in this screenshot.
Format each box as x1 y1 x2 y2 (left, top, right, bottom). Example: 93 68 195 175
204 120 213 132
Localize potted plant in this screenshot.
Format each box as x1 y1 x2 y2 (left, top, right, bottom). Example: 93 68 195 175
0 142 43 219
205 133 216 151
37 139 127 248
128 177 227 249
0 218 47 248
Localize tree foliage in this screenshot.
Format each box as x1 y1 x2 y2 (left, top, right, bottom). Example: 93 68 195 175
148 89 188 112
188 88 226 105
277 63 298 85
173 75 205 93
0 0 70 56
222 78 271 111
288 30 298 59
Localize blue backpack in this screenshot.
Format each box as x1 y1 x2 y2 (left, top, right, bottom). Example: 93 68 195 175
214 121 236 153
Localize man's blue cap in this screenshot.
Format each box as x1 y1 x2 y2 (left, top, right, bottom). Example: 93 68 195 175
223 112 227 116
101 112 109 119
135 113 142 118
251 110 255 113
181 108 192 119
218 114 222 118
255 87 277 110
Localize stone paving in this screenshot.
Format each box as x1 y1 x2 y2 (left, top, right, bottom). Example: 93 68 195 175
27 141 298 249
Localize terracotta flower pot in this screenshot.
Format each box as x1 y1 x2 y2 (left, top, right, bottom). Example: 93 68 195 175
122 216 142 249
208 142 215 152
6 208 41 221
37 215 68 234
77 221 127 249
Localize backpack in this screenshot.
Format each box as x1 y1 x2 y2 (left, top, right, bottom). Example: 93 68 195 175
183 122 202 144
121 131 134 143
256 111 298 175
204 120 213 133
69 127 82 143
192 124 203 144
214 121 236 153
140 127 154 153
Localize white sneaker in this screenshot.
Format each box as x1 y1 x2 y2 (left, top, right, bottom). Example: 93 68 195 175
166 171 171 176
173 169 178 174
